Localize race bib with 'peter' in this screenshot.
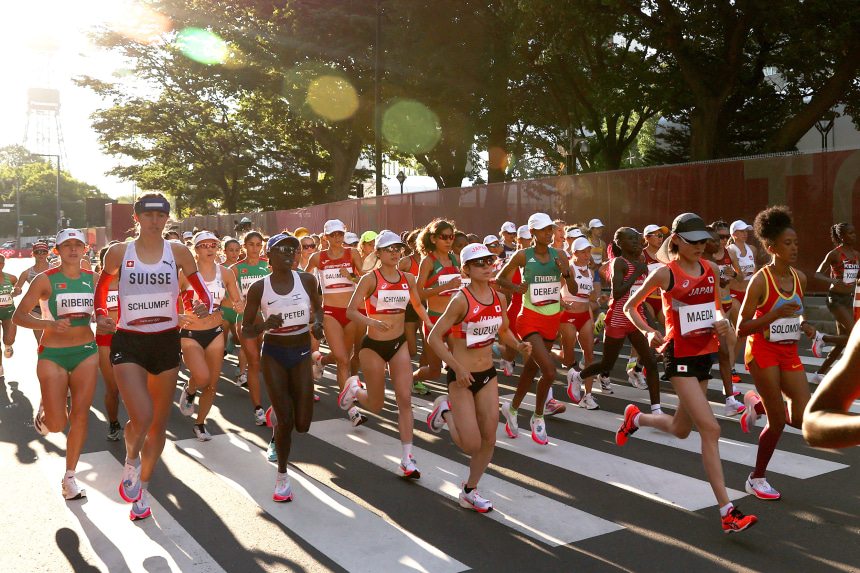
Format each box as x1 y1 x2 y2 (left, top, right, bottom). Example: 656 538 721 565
678 301 716 337
270 304 309 334
55 292 94 320
376 288 410 313
464 316 502 349
123 292 173 326
321 267 354 293
529 281 561 306
768 317 801 344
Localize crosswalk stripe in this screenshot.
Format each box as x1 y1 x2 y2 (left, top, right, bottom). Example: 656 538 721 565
38 451 227 573
499 393 848 479
308 419 623 546
175 434 468 573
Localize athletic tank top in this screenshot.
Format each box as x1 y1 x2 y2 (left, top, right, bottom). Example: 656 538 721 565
660 261 719 357
318 249 356 295
0 273 14 309
522 247 562 315
425 252 460 297
405 255 419 277
729 244 755 280
117 240 180 333
27 267 40 283
562 264 592 303
451 288 503 349
751 267 803 346
714 248 734 280
235 259 270 299
589 237 604 266
40 267 95 327
185 265 227 310
831 247 859 284
365 269 410 315
643 249 663 299
260 272 311 336
608 257 646 328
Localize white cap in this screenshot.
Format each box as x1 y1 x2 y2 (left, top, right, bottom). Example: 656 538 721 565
344 232 359 245
240 216 252 223
730 220 753 234
517 225 532 240
183 231 193 239
375 230 403 249
460 243 493 264
55 228 84 246
572 237 592 252
324 219 346 235
588 218 604 229
500 221 517 234
193 232 219 246
528 212 554 230
482 234 500 245
566 227 584 239
643 224 668 236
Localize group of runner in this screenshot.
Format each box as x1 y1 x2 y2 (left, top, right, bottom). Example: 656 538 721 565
10 191 860 535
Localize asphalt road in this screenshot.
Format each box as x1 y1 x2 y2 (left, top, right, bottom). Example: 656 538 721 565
1 257 858 573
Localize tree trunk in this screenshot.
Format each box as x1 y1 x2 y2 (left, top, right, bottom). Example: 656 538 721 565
688 103 723 161
311 126 364 202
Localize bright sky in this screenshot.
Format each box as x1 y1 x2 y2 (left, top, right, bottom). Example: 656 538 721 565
0 1 157 199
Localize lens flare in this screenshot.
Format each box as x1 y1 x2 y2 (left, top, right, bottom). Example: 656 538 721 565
112 3 172 45
177 28 228 65
382 100 441 154
307 76 359 122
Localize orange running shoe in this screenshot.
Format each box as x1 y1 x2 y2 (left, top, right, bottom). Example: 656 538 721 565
722 506 757 533
616 404 640 446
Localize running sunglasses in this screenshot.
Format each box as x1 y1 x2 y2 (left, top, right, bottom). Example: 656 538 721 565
380 245 404 254
468 256 496 268
646 233 664 239
718 234 730 240
435 233 454 240
486 243 501 248
678 235 709 246
196 242 219 249
269 245 298 255
301 243 316 250
33 250 49 254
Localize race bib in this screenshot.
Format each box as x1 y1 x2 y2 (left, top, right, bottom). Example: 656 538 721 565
240 274 264 298
740 263 755 279
123 292 173 326
465 316 502 348
321 267 354 293
270 303 309 334
0 294 12 307
376 289 410 313
436 274 461 295
55 292 94 320
843 265 858 284
106 291 119 311
647 263 663 274
629 284 641 297
530 281 561 306
768 317 801 344
678 302 716 337
204 281 226 307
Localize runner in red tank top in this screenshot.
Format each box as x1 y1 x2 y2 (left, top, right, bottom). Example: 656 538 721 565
620 212 757 534
496 230 532 378
397 229 426 392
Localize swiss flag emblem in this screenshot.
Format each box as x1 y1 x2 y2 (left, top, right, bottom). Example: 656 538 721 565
126 260 135 268
56 283 67 290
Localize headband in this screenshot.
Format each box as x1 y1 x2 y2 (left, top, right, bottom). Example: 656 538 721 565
134 196 171 215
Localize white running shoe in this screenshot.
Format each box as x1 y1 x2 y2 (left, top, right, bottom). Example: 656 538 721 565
627 368 648 390
338 376 360 410
311 351 324 380
725 396 746 417
745 474 781 500
179 384 196 417
811 373 825 385
427 395 450 433
579 394 599 410
599 374 613 394
236 372 248 387
459 483 493 513
62 474 86 500
119 460 142 503
501 359 515 377
501 401 518 438
348 406 368 427
811 331 826 359
273 473 293 502
400 456 420 479
193 423 212 442
34 400 48 436
530 415 548 445
3 346 12 359
254 407 267 426
129 489 151 520
566 368 582 404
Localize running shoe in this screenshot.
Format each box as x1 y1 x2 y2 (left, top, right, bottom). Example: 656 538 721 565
273 473 292 502
412 381 430 395
254 407 267 426
544 398 567 416
3 345 12 359
179 384 196 417
237 372 248 387
745 474 780 500
567 368 582 404
193 423 212 442
119 460 142 503
61 474 86 500
810 331 825 358
530 415 548 445
106 421 122 442
427 395 450 433
267 440 277 462
338 376 361 410
732 384 741 396
314 394 320 402
627 368 648 390
725 396 745 416
266 406 278 428
740 390 761 433
721 506 757 533
579 394 599 410
311 351 324 380
348 406 368 427
34 400 48 436
811 373 825 385
400 456 420 480
501 402 518 438
626 358 638 371
593 312 606 336
501 359 515 377
459 483 493 513
129 489 151 521
731 370 742 385
599 374 613 394
616 404 640 446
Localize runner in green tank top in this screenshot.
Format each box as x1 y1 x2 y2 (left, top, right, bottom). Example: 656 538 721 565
0 254 22 368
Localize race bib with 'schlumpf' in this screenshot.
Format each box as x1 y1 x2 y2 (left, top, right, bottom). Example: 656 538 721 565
123 292 173 326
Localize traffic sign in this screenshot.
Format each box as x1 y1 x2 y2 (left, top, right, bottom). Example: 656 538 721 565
0 209 10 213
2 204 14 208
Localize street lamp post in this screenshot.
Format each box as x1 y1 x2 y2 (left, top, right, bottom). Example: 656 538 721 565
34 154 60 233
396 170 406 194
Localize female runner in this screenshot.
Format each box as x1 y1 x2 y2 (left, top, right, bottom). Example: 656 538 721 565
727 220 759 382
14 229 97 500
219 238 243 357
305 219 368 427
95 193 214 521
342 231 432 477
95 244 123 441
178 232 244 440
243 234 324 501
736 207 816 500
427 243 531 512
397 229 428 394
18 241 51 344
619 213 758 534
0 253 22 375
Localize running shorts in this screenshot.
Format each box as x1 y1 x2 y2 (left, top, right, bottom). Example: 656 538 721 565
221 306 239 324
745 338 803 372
360 333 408 363
604 307 639 339
730 289 746 302
662 339 713 381
517 307 561 342
424 311 453 340
110 329 182 375
0 306 14 321
180 325 224 350
96 333 113 347
446 365 497 395
38 342 97 372
826 291 853 313
561 310 591 331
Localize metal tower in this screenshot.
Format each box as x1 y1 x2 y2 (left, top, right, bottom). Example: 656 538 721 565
22 39 69 169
